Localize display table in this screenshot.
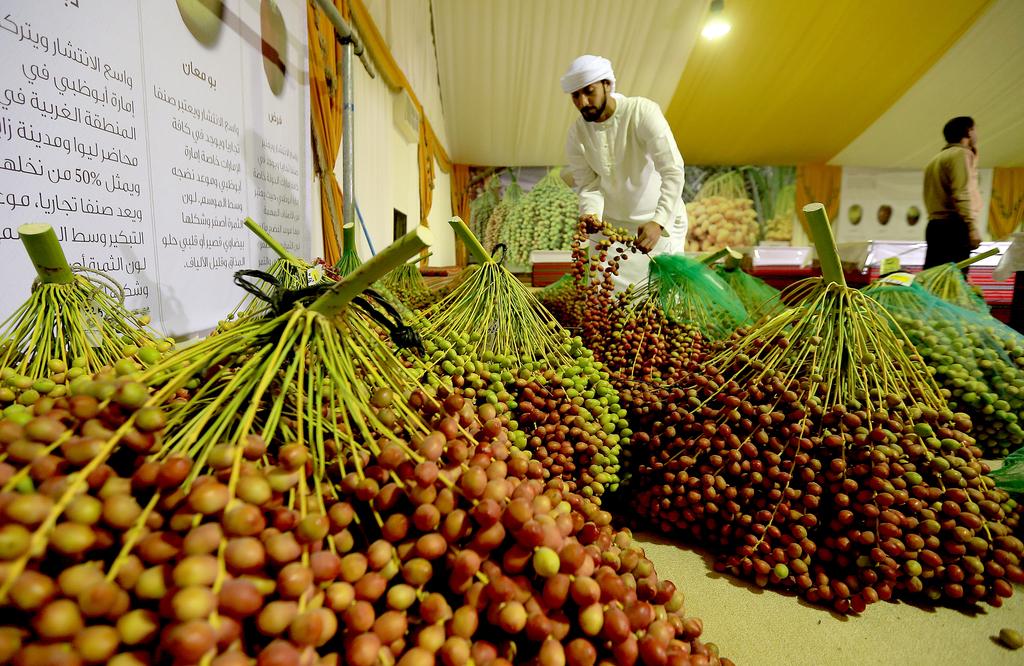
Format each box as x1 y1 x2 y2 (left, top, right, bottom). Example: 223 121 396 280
524 242 1016 324
749 264 1013 323
530 250 573 287
751 241 1014 323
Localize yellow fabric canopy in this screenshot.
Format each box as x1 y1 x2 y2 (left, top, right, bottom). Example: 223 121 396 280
834 0 1024 169
665 0 990 166
990 168 1024 240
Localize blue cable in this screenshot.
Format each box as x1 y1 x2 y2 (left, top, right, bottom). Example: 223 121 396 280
355 201 376 256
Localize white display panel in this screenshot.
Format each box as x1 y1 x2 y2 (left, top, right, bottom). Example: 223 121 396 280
0 0 313 337
835 166 993 245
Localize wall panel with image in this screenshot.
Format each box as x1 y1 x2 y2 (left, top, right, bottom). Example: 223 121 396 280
681 166 796 252
835 167 993 244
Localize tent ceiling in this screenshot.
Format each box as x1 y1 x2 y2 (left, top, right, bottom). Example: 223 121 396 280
664 0 990 166
431 0 706 167
833 0 1024 168
429 0 1022 168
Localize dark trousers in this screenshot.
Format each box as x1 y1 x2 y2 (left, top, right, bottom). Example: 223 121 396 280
923 216 972 272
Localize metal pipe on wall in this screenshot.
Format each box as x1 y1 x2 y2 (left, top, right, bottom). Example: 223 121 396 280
309 0 367 257
309 0 375 79
341 41 356 248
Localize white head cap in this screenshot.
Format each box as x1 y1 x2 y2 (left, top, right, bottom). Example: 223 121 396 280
560 55 616 94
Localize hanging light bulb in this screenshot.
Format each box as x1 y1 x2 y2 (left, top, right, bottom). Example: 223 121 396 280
702 0 731 40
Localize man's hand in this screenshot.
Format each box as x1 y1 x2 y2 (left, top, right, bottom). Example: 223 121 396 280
579 214 602 234
636 221 664 254
968 225 981 250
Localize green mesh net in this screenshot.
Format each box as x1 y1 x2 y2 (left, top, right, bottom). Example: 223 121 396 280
914 263 989 313
991 446 1024 494
537 273 574 299
714 264 785 321
863 279 1024 457
641 254 750 340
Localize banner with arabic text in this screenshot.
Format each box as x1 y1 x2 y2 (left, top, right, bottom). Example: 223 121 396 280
0 0 313 336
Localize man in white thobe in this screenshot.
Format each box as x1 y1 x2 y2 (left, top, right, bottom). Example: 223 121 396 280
562 54 687 291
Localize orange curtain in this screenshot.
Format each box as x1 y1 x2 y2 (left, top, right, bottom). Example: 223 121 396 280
415 121 436 267
417 121 435 230
989 167 1024 240
450 164 471 266
428 124 452 174
307 0 348 264
795 164 842 232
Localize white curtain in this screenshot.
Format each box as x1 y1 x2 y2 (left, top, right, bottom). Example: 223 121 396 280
335 0 454 257
366 0 451 156
431 0 704 166
427 157 455 265
340 53 395 257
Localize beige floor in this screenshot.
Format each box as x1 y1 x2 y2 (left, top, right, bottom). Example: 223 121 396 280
637 532 1023 666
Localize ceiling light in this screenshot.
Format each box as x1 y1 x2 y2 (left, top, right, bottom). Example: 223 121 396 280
702 0 731 40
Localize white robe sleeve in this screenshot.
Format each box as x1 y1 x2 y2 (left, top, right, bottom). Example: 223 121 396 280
636 99 685 231
565 123 604 219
